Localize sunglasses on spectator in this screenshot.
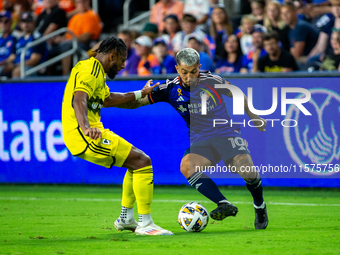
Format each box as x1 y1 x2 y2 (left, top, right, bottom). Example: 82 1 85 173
0 19 10 24
332 28 340 32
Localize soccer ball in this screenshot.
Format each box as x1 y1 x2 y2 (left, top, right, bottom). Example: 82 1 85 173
178 202 209 232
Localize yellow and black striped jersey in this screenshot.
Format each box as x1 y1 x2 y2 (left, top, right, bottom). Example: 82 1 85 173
62 57 110 154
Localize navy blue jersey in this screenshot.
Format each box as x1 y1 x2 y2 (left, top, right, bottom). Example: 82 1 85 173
0 34 16 62
148 72 241 144
14 32 47 65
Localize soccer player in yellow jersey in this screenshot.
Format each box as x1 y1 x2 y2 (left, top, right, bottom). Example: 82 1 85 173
62 37 173 235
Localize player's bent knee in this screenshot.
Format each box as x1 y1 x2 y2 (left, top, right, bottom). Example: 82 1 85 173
139 153 152 167
124 146 152 170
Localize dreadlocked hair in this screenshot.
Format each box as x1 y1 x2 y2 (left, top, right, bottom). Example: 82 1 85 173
94 36 127 56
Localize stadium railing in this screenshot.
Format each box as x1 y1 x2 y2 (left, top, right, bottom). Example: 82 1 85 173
19 27 79 79
123 0 155 29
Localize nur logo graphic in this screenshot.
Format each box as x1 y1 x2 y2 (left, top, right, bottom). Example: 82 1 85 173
200 85 223 115
284 89 340 176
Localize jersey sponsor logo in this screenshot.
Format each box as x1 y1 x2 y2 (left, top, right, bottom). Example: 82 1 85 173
6 40 12 48
102 139 111 145
284 89 340 176
87 96 103 114
80 80 93 92
177 96 184 102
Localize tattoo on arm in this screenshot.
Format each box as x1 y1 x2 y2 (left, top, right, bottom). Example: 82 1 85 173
115 97 150 109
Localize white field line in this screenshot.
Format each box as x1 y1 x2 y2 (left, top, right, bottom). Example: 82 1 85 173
0 197 339 207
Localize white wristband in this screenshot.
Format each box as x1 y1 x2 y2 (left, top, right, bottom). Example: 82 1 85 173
134 90 142 100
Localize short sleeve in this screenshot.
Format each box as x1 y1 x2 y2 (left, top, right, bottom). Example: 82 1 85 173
104 83 110 98
148 82 169 104
10 37 16 54
31 42 45 56
74 71 97 98
293 22 308 42
258 56 265 72
284 53 298 70
51 9 67 28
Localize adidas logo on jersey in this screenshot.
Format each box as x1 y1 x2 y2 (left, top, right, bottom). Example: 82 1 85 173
177 96 184 102
195 183 202 189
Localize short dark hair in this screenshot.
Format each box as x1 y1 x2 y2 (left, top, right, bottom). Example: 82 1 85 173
118 30 132 39
94 36 127 56
182 14 197 23
263 31 280 42
282 2 296 11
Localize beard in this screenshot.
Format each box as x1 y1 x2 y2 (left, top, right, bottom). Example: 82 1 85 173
107 64 118 79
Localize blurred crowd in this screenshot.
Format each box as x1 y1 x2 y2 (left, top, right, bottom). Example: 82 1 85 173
1 0 340 78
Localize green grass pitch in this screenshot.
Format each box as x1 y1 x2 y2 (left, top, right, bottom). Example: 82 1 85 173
0 185 339 255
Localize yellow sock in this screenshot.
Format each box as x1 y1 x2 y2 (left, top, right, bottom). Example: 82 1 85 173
133 166 153 214
121 169 135 208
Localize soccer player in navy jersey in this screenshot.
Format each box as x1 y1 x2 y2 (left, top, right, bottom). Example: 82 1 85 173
116 48 269 230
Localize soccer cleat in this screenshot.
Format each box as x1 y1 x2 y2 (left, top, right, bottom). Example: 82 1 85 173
135 221 174 236
210 202 238 221
254 204 268 230
114 217 138 232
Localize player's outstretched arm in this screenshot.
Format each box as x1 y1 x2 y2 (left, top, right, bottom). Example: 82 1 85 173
73 91 102 140
103 79 159 108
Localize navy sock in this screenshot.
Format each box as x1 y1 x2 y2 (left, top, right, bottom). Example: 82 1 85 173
187 172 227 204
245 174 264 207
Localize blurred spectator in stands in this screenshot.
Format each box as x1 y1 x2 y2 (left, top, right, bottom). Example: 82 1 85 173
59 0 78 18
235 14 258 55
161 14 181 55
215 34 244 73
207 0 219 27
150 0 184 33
33 0 78 17
320 28 340 70
251 0 266 25
207 5 233 62
1 0 15 29
172 14 207 55
12 0 31 35
117 30 140 76
255 30 298 72
264 0 290 51
142 22 159 41
134 35 160 76
32 0 45 16
240 24 268 73
35 0 67 36
300 0 332 21
187 33 215 72
0 10 16 76
184 0 210 32
281 2 319 61
2 0 14 13
49 0 102 76
152 37 177 74
6 12 47 77
308 0 340 62
65 0 101 48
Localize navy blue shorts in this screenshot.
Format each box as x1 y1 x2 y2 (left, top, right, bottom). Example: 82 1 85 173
183 136 251 164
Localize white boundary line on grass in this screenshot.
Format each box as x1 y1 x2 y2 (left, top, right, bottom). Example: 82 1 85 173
0 197 339 207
